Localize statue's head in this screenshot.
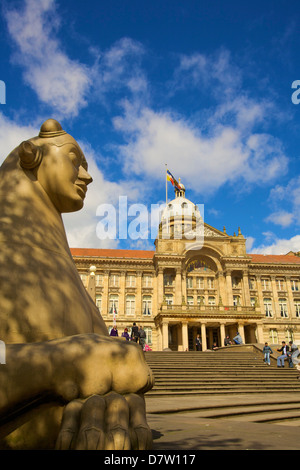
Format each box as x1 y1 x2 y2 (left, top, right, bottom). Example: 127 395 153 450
18 119 93 213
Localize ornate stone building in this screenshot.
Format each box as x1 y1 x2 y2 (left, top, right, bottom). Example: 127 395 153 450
71 184 300 351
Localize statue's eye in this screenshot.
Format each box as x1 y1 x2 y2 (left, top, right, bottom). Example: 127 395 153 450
69 151 80 168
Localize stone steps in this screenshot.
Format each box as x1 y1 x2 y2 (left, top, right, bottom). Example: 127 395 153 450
145 349 300 426
145 350 300 396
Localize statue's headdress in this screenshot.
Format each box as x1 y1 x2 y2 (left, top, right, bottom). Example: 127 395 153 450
19 119 66 170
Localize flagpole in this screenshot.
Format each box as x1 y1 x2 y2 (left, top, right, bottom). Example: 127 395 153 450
165 163 168 204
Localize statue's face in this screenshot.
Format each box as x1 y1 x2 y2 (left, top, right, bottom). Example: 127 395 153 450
36 139 93 213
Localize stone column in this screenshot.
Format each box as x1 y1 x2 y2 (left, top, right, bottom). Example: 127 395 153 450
286 276 296 318
119 271 126 316
162 321 169 350
103 270 109 316
136 271 142 317
256 323 264 343
225 270 233 306
256 275 264 316
175 268 182 305
201 323 207 351
238 323 245 343
220 322 226 347
157 268 164 308
182 322 189 351
181 272 187 305
271 276 279 318
242 271 251 306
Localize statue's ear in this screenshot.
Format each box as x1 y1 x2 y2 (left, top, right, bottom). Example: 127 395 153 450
19 141 43 170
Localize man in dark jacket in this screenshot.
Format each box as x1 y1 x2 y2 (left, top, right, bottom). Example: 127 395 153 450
277 341 289 367
131 322 139 342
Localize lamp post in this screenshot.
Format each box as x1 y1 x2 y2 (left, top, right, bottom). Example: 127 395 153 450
284 323 297 342
87 265 97 302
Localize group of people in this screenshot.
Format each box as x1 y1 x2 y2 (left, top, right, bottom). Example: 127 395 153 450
109 322 150 351
262 340 300 375
195 331 243 351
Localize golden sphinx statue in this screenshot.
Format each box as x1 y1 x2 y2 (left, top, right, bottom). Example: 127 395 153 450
0 119 153 450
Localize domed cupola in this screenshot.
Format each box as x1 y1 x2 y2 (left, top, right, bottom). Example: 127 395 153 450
158 179 202 241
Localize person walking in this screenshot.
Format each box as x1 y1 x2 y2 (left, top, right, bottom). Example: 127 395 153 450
277 341 289 368
121 327 130 341
131 322 139 342
138 325 146 350
109 325 118 337
262 342 273 365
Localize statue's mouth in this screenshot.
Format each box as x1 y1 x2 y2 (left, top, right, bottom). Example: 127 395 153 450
75 183 87 198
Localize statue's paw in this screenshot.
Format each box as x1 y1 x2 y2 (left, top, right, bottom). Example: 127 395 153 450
55 391 152 450
105 426 131 450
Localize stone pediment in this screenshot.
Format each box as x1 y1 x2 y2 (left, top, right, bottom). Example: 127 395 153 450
203 223 227 238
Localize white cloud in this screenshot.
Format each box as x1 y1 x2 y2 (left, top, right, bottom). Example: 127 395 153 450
265 210 294 227
0 112 38 163
113 102 288 196
250 234 300 255
266 176 300 227
4 0 93 117
4 2 148 117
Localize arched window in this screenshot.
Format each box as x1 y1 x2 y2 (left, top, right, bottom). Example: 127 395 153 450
279 298 288 318
109 295 118 315
264 298 272 317
142 296 152 315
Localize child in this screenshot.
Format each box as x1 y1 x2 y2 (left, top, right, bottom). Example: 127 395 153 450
263 342 273 365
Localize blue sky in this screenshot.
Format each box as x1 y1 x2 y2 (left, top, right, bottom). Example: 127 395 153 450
1 0 300 254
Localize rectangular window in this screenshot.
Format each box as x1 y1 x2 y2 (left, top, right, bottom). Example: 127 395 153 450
249 278 256 290
164 274 174 286
233 295 240 306
187 296 194 305
196 277 204 289
126 295 135 315
208 296 215 305
95 295 101 312
165 294 173 305
143 275 152 288
269 329 278 344
186 277 193 289
110 274 119 287
261 278 271 290
95 274 103 287
144 327 152 345
276 279 285 291
207 277 214 289
126 275 136 288
291 279 299 291
295 302 300 318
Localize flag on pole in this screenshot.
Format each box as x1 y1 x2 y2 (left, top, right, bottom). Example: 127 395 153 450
113 306 117 325
166 169 181 191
